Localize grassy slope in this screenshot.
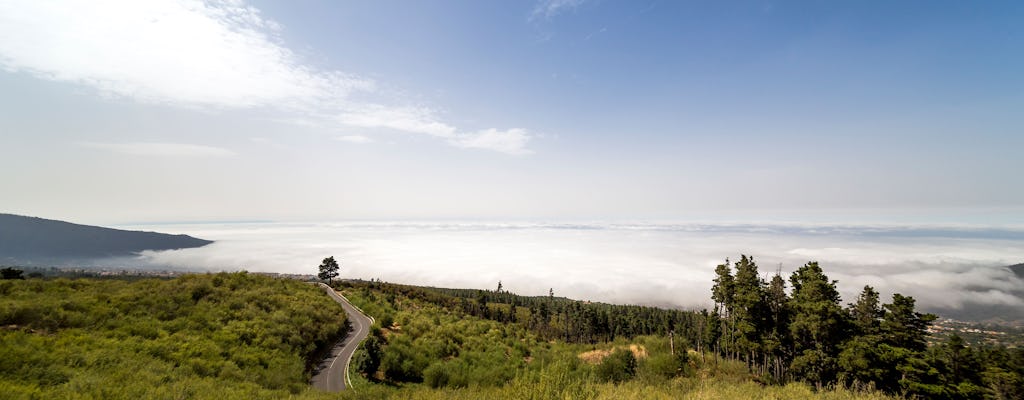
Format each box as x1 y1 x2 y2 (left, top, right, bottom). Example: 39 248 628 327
0 273 345 400
0 275 895 399
336 282 893 400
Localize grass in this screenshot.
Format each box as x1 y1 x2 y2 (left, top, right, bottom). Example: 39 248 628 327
335 280 895 400
0 276 896 399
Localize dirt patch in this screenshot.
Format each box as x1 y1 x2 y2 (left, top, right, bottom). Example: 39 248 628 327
577 344 647 364
578 349 612 364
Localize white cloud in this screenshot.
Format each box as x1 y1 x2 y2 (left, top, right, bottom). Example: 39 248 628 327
452 128 533 155
0 0 370 109
531 0 587 20
337 105 456 138
130 222 1024 321
338 106 535 154
336 135 373 144
0 0 534 155
81 142 236 157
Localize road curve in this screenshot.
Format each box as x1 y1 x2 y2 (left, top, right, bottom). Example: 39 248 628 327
311 283 374 392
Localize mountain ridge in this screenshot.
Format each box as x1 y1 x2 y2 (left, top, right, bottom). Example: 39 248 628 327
1009 263 1024 278
0 213 212 262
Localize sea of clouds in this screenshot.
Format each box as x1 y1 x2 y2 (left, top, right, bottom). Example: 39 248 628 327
127 221 1024 321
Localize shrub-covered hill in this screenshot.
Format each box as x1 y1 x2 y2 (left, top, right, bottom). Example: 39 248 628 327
0 273 346 399
332 280 896 400
332 255 1024 400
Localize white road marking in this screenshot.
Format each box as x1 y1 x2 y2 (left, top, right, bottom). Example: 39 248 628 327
312 283 372 392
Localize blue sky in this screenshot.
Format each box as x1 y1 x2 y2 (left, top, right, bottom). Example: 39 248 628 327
1 0 1022 224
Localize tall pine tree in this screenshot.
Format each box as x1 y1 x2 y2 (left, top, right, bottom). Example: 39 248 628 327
788 261 847 387
880 294 941 396
711 259 735 358
838 286 886 388
731 255 767 368
764 272 791 381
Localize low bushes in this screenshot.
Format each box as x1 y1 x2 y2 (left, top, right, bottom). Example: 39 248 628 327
0 273 346 399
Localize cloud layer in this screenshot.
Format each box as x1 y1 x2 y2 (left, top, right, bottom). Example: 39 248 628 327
81 142 235 157
0 0 532 154
335 135 373 144
131 222 1024 321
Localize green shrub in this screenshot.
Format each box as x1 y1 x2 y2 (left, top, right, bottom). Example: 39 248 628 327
642 351 690 380
595 348 637 383
381 336 429 382
378 313 395 329
0 273 348 399
354 335 383 377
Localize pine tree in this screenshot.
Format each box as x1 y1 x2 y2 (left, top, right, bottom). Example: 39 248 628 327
317 256 340 284
764 272 790 381
711 259 735 316
838 286 886 388
932 333 986 398
881 294 934 352
710 259 735 358
705 308 722 360
849 286 883 336
787 261 846 387
879 294 940 396
731 255 766 368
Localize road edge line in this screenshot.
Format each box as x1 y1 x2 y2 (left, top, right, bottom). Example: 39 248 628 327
331 285 374 391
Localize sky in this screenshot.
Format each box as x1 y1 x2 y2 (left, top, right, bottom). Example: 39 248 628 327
1 0 1023 224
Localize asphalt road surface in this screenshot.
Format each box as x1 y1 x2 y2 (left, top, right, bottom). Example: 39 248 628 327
311 283 373 392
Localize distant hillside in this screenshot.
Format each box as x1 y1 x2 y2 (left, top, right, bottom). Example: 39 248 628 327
927 263 1024 326
0 214 211 262
1010 263 1024 279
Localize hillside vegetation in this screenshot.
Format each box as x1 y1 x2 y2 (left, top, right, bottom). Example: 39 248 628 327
333 255 1024 400
2 261 1021 399
331 280 895 400
0 273 345 399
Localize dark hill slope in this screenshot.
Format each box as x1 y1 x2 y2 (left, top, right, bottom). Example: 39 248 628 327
1010 263 1024 279
0 214 211 259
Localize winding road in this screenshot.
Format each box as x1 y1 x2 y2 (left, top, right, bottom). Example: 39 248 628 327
311 283 374 392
